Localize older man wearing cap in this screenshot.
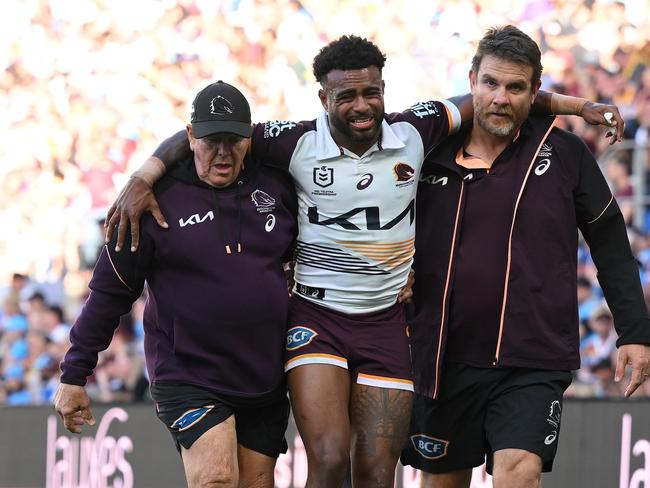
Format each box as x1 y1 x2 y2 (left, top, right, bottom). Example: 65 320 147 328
54 81 298 488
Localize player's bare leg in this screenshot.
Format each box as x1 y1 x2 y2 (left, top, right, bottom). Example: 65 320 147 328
350 384 413 488
420 469 472 488
288 364 352 488
492 449 542 488
237 445 275 488
181 415 238 488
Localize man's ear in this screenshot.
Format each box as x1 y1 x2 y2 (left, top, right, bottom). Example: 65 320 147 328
318 87 328 111
469 69 476 95
532 79 542 104
186 124 195 150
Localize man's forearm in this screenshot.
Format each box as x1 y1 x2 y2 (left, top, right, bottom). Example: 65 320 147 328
532 91 587 116
133 130 190 187
153 130 191 169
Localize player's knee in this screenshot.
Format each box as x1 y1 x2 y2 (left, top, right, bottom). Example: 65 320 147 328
187 465 239 488
492 452 541 488
309 440 349 474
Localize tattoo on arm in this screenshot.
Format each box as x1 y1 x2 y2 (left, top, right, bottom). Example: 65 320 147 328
152 130 191 169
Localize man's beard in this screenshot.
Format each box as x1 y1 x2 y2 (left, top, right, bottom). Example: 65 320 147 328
475 103 529 138
329 112 382 144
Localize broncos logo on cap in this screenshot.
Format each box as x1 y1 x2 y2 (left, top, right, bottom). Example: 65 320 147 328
210 96 234 115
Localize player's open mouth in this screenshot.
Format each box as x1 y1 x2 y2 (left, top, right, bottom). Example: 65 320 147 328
349 117 375 130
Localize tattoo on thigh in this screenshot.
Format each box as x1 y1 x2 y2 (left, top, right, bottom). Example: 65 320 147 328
351 386 413 456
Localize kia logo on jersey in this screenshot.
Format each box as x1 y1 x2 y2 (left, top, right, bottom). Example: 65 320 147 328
393 163 415 182
313 166 334 188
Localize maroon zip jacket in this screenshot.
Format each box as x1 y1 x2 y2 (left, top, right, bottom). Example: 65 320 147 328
411 115 650 399
61 157 297 399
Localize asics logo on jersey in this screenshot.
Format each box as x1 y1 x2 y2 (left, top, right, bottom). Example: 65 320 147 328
357 173 373 190
210 96 233 115
179 211 214 228
544 400 562 445
411 434 449 459
535 158 551 176
308 199 415 230
171 405 214 431
265 214 276 232
393 163 415 182
313 166 334 188
286 326 318 350
535 141 553 176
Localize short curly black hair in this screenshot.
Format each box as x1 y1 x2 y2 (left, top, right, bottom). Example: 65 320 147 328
312 35 387 83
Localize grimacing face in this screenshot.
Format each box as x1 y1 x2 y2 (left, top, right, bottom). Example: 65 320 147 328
187 125 250 188
318 66 385 156
470 54 541 139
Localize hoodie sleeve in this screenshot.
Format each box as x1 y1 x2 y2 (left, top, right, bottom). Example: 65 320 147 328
60 230 153 385
574 139 650 347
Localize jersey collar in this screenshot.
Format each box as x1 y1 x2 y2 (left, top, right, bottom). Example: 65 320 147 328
315 110 405 161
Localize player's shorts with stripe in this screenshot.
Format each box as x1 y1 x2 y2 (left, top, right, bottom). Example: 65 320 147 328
401 362 572 474
285 295 413 391
150 383 289 458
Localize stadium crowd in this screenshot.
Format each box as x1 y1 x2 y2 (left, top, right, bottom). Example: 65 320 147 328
1 0 650 405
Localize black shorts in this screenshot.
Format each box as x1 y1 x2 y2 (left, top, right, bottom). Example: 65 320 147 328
150 383 290 458
401 363 572 474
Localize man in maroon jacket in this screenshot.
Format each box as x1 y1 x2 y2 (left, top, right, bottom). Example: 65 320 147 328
401 25 650 488
53 81 297 488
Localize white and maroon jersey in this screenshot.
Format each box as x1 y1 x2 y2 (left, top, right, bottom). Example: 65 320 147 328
252 100 461 313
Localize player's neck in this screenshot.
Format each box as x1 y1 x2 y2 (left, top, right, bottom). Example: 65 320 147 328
465 123 518 166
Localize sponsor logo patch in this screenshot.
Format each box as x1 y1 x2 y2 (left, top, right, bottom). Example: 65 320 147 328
313 166 334 188
357 173 373 190
286 326 318 351
409 101 440 119
171 405 214 431
535 142 552 176
210 96 234 115
251 189 276 213
544 400 562 445
263 120 297 138
179 211 214 228
411 434 449 459
393 162 415 182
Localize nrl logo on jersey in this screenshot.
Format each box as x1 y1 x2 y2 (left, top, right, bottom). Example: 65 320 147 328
263 120 297 138
251 189 276 213
409 101 439 119
313 165 334 188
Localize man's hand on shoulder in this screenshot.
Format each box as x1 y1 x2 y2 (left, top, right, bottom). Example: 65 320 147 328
105 170 168 253
615 344 650 397
53 384 96 434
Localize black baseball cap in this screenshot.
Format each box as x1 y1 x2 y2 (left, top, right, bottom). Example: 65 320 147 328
190 81 252 138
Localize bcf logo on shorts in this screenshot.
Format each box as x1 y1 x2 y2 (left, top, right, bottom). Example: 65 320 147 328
411 434 449 459
286 326 318 351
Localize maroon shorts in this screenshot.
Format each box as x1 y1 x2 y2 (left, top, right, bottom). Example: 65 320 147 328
285 295 413 391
